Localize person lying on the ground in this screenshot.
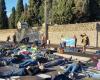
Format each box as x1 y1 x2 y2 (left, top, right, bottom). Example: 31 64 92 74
19 55 69 68
17 44 38 55
86 55 98 67
84 60 100 79
0 61 7 67
19 57 65 68
19 57 48 68
0 62 47 78
96 59 100 70
87 59 100 70
43 58 67 68
25 62 48 75
19 59 38 68
63 60 85 79
11 54 29 63
0 54 31 65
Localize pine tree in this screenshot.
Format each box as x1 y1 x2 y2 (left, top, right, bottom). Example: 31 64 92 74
15 0 24 24
9 7 16 29
0 0 8 29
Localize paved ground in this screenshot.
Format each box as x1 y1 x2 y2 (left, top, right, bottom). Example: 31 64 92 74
0 42 100 80
0 66 86 80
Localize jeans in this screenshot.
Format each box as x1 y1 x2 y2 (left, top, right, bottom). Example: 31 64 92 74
0 58 13 65
64 63 82 75
44 59 65 68
19 59 38 68
87 71 100 79
0 67 27 78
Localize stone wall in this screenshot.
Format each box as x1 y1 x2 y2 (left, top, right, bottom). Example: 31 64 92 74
40 22 100 47
0 29 39 42
0 22 100 47
0 29 16 41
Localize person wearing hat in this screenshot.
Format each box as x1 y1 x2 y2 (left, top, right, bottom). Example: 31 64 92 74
80 33 89 53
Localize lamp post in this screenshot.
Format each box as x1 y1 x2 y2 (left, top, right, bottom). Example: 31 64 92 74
44 0 48 40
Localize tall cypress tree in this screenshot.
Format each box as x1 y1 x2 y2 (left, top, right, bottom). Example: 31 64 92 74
9 7 16 29
89 0 100 21
47 0 53 25
24 3 28 12
28 0 42 26
73 0 90 23
52 0 74 24
16 0 24 24
20 3 29 23
0 0 8 29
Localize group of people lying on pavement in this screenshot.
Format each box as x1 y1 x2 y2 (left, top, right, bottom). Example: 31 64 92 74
0 43 100 80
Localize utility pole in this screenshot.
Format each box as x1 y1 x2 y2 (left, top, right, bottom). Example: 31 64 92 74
44 0 48 40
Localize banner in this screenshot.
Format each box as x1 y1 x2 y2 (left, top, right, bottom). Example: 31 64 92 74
65 38 75 47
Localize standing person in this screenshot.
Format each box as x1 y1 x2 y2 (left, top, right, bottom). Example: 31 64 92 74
59 35 65 54
13 34 17 44
73 35 77 48
41 33 46 48
6 36 11 42
47 39 50 48
60 35 65 49
80 33 89 53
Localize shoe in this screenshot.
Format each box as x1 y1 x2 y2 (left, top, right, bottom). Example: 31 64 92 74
69 73 76 80
59 66 65 70
69 73 73 79
58 71 61 74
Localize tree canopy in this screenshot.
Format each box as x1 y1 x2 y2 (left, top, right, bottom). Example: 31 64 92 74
9 7 16 29
2 0 100 29
15 0 24 25
0 0 8 29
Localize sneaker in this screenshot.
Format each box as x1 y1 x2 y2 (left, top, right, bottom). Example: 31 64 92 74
69 73 74 79
59 66 65 70
58 71 61 74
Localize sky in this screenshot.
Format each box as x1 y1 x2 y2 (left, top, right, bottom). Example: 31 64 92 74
5 0 29 17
